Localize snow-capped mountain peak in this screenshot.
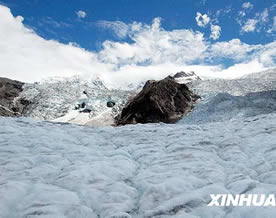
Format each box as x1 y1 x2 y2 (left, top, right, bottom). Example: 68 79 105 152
173 71 201 84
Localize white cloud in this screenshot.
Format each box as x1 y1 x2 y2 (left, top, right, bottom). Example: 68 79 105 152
242 2 253 10
210 24 221 40
42 17 71 28
259 8 269 23
242 18 258 32
207 41 276 78
76 10 86 19
209 39 258 60
239 11 246 17
0 6 100 82
196 12 222 40
0 5 275 88
267 16 276 33
258 42 276 65
209 40 276 68
214 59 265 79
270 4 276 11
195 12 210 28
98 17 207 66
215 7 232 18
97 20 129 39
237 2 254 26
240 8 270 33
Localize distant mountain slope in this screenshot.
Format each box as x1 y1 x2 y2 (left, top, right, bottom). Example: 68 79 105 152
10 71 201 125
182 68 276 124
19 76 134 124
182 90 276 124
3 68 275 126
0 77 27 116
190 68 276 96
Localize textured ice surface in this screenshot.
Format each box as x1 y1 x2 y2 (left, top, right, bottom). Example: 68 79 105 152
1 69 276 217
1 112 276 218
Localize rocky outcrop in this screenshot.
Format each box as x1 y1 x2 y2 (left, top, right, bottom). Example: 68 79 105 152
0 77 30 116
115 76 200 125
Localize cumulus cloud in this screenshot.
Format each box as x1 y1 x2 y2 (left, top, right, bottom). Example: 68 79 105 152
242 18 258 32
98 17 207 66
215 7 232 18
0 6 100 82
237 2 254 26
207 40 276 78
210 24 221 40
0 5 275 87
240 8 270 33
239 11 246 18
209 39 276 67
267 16 276 33
196 12 221 40
195 12 210 27
76 10 86 19
272 16 276 30
258 42 276 66
259 8 269 23
242 2 253 10
97 20 129 39
209 39 258 60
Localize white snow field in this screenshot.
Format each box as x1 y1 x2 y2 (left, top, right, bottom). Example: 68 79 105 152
1 113 276 218
1 68 276 218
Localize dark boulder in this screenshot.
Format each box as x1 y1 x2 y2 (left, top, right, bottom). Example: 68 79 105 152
107 101 116 108
74 102 86 110
115 76 200 125
80 108 92 113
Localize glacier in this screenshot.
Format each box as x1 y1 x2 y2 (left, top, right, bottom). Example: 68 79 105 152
18 76 134 124
17 71 201 126
1 68 276 217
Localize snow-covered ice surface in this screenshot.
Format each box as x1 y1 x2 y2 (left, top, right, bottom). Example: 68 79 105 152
1 113 276 218
1 68 276 218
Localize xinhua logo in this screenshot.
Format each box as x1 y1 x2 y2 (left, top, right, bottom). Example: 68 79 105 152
208 194 276 206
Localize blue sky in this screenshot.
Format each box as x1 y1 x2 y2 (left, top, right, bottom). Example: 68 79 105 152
0 0 275 86
2 0 275 50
